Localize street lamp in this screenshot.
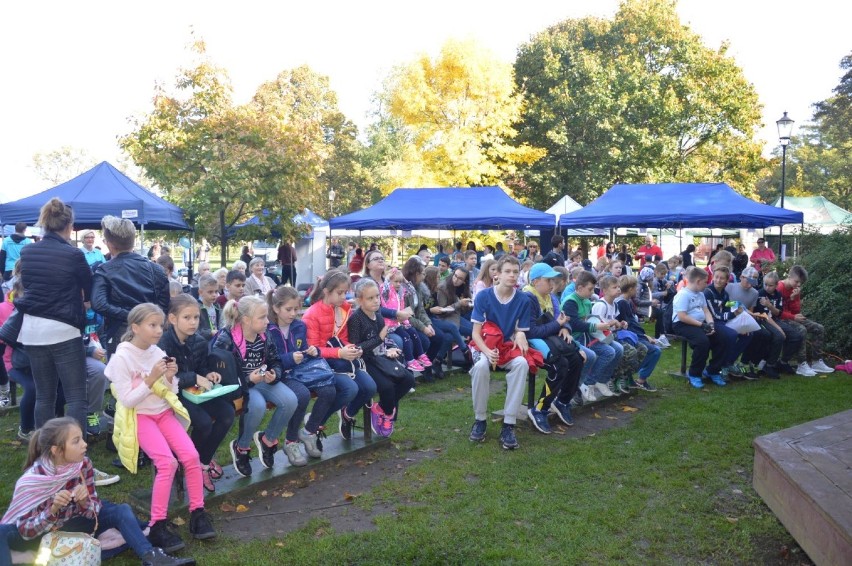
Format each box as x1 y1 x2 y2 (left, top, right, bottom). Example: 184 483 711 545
328 188 336 217
776 111 794 258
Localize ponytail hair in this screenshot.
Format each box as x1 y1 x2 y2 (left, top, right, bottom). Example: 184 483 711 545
26 417 79 469
222 295 266 329
309 269 350 304
122 303 165 342
267 286 299 325
37 197 74 234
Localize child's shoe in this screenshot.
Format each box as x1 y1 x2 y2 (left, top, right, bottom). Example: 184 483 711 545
795 362 816 376
229 439 252 477
687 374 704 389
208 459 223 479
527 408 551 434
810 359 834 373
147 520 185 554
550 399 574 426
594 381 615 397
140 547 195 566
635 379 658 392
580 383 597 403
283 441 307 467
703 369 726 386
338 408 354 440
407 359 425 372
253 432 278 469
606 379 622 396
201 467 215 493
417 354 432 367
189 508 216 540
469 419 487 442
298 428 323 458
500 423 519 450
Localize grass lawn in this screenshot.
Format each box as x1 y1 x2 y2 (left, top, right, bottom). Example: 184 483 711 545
1 340 849 565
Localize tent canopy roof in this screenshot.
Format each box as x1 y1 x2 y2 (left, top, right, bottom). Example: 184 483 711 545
0 161 189 230
559 183 803 229
770 196 852 226
329 186 555 230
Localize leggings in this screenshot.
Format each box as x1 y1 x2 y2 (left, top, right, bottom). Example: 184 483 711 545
183 396 235 465
535 350 583 412
137 410 204 523
391 325 426 361
284 379 336 440
368 363 415 416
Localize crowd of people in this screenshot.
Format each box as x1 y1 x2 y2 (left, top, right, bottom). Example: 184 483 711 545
0 199 834 565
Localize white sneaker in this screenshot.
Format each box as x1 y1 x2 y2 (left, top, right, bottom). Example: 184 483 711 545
283 441 307 467
795 362 817 377
93 468 120 486
298 428 322 458
810 359 835 373
656 335 671 348
594 382 615 397
580 383 597 403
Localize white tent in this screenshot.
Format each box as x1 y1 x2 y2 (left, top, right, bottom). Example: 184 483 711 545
547 196 607 236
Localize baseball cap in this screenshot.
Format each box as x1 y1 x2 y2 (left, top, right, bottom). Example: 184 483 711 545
741 266 759 286
529 263 560 281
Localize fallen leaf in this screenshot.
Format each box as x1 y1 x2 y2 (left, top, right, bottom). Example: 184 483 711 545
732 489 743 495
354 460 367 467
453 428 461 433
587 433 596 437
281 491 294 498
455 387 465 392
780 545 789 559
433 448 442 453
396 464 404 469
236 504 249 513
275 542 285 547
593 412 602 419
9 441 21 447
219 502 236 513
172 517 186 526
343 492 359 501
606 416 618 420
621 406 639 413
315 527 327 537
260 490 268 497
726 517 739 523
309 470 317 481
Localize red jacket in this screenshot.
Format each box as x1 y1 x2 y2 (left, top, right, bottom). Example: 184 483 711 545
473 321 544 374
777 281 801 320
302 300 353 359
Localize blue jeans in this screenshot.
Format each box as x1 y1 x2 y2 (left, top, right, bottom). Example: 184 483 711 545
345 369 377 418
237 381 298 449
26 337 87 429
582 341 621 385
429 317 469 354
0 523 22 566
9 368 35 434
638 341 662 379
719 323 753 367
321 373 359 423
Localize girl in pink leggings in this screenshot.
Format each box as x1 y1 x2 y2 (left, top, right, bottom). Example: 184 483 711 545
105 303 216 554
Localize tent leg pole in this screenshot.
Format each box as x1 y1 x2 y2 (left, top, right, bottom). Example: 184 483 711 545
140 225 145 255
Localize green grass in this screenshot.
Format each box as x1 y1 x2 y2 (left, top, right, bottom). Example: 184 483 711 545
2 341 849 565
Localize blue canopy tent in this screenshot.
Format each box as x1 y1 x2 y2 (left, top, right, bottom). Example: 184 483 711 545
558 183 803 229
329 186 556 231
0 161 189 230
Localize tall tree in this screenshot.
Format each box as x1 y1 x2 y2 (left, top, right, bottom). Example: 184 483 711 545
373 38 543 193
513 0 764 208
31 146 97 185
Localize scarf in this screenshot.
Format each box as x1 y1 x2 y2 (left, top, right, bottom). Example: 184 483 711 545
523 284 553 316
251 274 272 295
2 458 84 524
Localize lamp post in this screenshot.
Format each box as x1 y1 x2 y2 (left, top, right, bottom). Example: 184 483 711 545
776 111 794 258
328 188 336 217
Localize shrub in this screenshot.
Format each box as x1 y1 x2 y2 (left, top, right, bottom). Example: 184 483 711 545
796 226 852 359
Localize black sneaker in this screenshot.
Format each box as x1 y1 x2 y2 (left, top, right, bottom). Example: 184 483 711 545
338 408 354 441
229 439 252 477
778 361 795 374
253 432 278 469
147 520 185 554
469 419 487 442
763 364 781 379
500 424 519 450
141 547 196 566
189 508 216 540
431 360 445 380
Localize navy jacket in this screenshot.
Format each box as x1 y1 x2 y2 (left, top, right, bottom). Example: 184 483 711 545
266 320 310 376
158 326 214 390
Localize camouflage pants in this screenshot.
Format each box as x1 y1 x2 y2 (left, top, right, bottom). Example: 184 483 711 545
614 340 648 380
784 318 824 362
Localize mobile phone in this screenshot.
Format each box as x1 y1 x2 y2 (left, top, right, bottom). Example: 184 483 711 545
258 364 267 376
162 356 175 363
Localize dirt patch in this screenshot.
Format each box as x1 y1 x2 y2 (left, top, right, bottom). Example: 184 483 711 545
210 445 437 539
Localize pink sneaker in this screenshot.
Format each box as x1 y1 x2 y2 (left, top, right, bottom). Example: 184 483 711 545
379 407 396 437
417 354 432 367
407 359 424 372
371 405 396 437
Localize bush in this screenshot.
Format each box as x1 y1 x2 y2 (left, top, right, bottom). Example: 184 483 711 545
796 226 852 359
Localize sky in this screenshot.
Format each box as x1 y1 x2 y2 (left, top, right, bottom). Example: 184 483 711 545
1 0 849 203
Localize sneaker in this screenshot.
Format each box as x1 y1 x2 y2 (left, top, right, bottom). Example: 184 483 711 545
500 423 519 450
726 364 746 379
283 439 308 465
778 361 796 374
201 467 215 492
527 408 551 434
338 408 354 440
147 520 185 554
606 379 622 396
580 383 597 403
703 369 726 386
189 508 216 540
370 403 383 436
0 386 9 408
550 399 574 426
17 427 34 442
140 547 196 566
253 432 277 469
407 359 425 372
615 378 631 395
625 377 640 389
796 362 817 377
742 365 759 380
570 391 582 408
377 407 396 437
763 364 781 379
469 419 487 442
431 359 445 379
594 381 615 397
687 374 704 389
635 379 658 392
208 459 223 479
93 468 120 487
656 335 671 348
86 412 101 436
229 439 252 477
810 359 835 373
298 428 322 458
417 354 432 367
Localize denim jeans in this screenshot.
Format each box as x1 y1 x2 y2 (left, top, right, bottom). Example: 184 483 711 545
638 341 662 379
84 357 108 415
284 379 336 441
429 317 469 355
60 500 153 559
26 337 87 429
9 369 35 433
321 373 359 424
582 341 621 385
237 381 298 449
345 369 377 418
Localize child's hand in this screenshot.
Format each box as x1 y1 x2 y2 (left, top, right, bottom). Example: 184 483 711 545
338 344 361 361
92 347 106 361
264 369 277 384
379 325 389 340
150 359 168 380
51 490 73 513
71 483 89 506
293 351 304 364
205 371 222 384
596 322 610 331
620 320 628 329
430 306 444 315
163 358 178 380
794 313 806 322
558 328 573 342
249 368 265 384
305 345 318 357
513 332 529 355
196 375 213 391
557 312 569 325
485 348 499 365
386 348 401 359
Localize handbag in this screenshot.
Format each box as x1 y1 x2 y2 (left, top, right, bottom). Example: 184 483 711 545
35 473 101 566
727 310 760 335
369 354 414 383
542 334 580 362
326 336 365 377
291 356 336 389
0 308 23 349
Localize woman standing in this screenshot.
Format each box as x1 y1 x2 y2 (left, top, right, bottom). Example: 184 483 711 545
681 244 696 269
15 198 91 429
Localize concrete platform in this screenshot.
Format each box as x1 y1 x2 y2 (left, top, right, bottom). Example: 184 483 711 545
753 409 852 566
129 432 389 514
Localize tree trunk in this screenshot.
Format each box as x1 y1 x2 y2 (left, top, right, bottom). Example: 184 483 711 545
219 208 228 267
